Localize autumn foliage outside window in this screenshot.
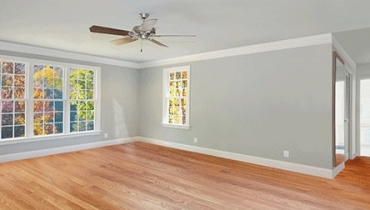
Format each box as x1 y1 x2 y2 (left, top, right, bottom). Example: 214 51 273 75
1 61 26 139
1 57 97 140
33 65 64 136
163 66 190 128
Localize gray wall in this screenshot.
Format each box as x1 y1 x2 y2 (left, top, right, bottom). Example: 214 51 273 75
357 63 370 77
0 50 140 155
140 44 334 169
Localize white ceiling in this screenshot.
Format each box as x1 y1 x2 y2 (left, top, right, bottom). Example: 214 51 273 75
1 0 370 64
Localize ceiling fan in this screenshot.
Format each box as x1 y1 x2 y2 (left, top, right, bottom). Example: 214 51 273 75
89 13 195 51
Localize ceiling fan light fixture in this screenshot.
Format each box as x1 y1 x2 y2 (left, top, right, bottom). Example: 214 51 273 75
89 12 195 49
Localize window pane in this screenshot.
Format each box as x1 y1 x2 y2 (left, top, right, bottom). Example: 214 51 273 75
15 63 25 74
55 101 63 112
15 101 25 112
55 123 63 134
14 126 25 138
170 72 175 80
1 127 13 139
34 113 44 124
33 101 44 113
44 101 54 112
87 102 94 111
44 124 54 135
86 70 94 89
70 111 77 122
14 87 25 99
45 112 54 123
1 87 12 99
2 114 13 126
2 75 13 87
86 90 93 99
33 124 43 135
55 112 63 123
70 122 78 132
45 89 53 98
54 89 63 99
87 121 94 131
78 111 86 121
2 62 14 74
2 101 13 113
78 122 86 131
33 88 44 99
176 72 181 79
70 103 77 111
14 75 25 87
87 111 94 120
182 71 187 79
14 113 25 125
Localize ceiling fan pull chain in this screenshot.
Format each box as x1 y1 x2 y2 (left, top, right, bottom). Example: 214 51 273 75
140 39 143 52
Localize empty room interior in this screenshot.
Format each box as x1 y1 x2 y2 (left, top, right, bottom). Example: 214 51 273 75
1 1 370 209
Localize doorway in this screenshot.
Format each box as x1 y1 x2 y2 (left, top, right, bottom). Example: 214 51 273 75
360 78 370 156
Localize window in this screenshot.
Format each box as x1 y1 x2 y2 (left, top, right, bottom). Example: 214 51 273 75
69 68 95 132
33 65 64 135
163 66 190 129
0 56 100 141
1 61 26 139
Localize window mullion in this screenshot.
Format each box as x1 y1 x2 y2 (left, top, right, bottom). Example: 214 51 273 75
26 61 34 138
65 66 70 134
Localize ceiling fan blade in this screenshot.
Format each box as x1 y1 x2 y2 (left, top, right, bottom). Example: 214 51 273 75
89 25 130 36
141 19 158 31
149 39 168 47
151 34 196 37
110 37 136 45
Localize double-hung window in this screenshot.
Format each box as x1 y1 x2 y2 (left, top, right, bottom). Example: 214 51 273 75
0 55 100 141
1 61 27 138
163 66 190 129
69 68 95 132
33 64 64 135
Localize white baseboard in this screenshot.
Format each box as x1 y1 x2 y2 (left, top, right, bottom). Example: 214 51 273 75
139 137 336 179
1 136 340 179
332 162 345 178
0 136 138 163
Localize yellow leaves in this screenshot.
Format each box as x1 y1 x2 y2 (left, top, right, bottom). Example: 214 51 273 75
14 114 25 125
33 66 62 88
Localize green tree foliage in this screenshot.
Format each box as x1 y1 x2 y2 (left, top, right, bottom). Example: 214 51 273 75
69 69 94 132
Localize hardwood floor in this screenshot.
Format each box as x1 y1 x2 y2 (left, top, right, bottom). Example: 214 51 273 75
0 142 369 210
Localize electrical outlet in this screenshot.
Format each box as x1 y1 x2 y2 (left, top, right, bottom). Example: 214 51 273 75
283 150 289 158
194 137 198 143
104 133 108 139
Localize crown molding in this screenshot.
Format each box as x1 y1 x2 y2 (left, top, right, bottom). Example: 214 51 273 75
1 34 335 70
0 40 140 69
139 34 333 69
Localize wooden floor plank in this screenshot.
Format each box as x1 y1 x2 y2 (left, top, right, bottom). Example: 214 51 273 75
0 141 369 210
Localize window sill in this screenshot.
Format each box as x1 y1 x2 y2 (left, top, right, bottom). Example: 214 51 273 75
162 123 190 130
0 130 102 146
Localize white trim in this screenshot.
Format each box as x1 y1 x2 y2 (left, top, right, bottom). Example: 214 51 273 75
162 123 190 129
1 34 336 70
0 136 138 163
0 130 102 146
162 66 190 128
332 162 345 177
0 41 140 69
139 137 337 179
140 34 333 68
331 35 357 72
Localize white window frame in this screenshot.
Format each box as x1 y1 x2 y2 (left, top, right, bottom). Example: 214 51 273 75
162 65 190 129
0 55 101 145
